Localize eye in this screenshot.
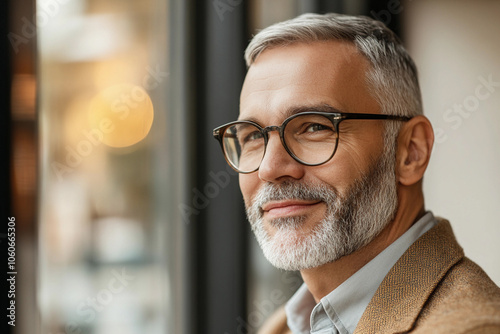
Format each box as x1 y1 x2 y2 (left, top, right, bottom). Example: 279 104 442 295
304 123 331 133
242 131 264 143
287 115 336 138
232 123 264 146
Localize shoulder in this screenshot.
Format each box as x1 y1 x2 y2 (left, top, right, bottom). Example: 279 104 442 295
414 257 500 333
355 219 500 334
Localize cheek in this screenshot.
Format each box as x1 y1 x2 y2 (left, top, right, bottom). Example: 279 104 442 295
309 154 364 196
319 134 384 192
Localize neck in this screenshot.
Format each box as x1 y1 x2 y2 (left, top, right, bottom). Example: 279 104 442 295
301 184 425 303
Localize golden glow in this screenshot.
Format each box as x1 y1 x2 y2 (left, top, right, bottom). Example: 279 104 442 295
88 84 154 148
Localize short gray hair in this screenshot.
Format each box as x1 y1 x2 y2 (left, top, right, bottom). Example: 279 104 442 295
245 13 423 119
245 13 423 156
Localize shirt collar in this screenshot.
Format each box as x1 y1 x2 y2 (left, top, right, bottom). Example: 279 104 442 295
285 212 437 334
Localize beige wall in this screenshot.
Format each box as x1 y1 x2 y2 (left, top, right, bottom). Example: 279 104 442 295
405 0 500 285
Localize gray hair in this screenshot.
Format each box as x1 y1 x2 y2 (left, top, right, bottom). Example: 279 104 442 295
244 13 423 154
245 13 423 119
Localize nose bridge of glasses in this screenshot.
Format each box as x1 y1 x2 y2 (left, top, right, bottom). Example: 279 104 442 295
262 125 286 148
262 125 281 135
259 124 292 164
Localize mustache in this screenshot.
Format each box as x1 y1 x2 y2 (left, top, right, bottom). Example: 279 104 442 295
250 181 340 213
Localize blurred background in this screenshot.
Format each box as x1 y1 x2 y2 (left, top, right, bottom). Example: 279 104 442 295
2 0 499 333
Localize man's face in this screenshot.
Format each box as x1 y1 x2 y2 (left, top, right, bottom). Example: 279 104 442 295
239 41 398 270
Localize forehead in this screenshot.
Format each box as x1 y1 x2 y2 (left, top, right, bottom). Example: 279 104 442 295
239 40 379 122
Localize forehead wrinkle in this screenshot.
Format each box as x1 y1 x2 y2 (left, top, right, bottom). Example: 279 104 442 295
240 71 291 102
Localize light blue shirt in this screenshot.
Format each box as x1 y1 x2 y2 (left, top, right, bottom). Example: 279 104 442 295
285 212 438 334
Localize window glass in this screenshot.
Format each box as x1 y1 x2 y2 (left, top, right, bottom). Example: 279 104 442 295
37 0 176 333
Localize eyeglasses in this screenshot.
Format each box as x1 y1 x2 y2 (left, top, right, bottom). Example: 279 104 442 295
213 111 411 174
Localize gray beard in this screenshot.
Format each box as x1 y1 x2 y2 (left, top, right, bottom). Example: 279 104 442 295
245 150 398 271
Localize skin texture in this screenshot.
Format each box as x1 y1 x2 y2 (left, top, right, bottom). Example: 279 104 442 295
239 40 434 302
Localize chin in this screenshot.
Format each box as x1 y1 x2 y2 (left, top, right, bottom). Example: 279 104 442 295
258 223 344 271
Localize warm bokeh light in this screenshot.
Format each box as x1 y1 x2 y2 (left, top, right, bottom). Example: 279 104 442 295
88 84 154 148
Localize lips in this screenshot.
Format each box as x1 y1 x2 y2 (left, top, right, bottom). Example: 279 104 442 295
261 200 322 218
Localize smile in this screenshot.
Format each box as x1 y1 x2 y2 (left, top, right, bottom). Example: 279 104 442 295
261 200 322 219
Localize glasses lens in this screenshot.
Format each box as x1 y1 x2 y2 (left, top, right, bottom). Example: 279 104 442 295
223 123 265 172
284 114 338 165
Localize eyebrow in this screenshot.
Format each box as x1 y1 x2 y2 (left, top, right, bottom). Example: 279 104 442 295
239 103 345 124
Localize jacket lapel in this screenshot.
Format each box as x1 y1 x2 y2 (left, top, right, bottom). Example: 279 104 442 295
354 219 464 334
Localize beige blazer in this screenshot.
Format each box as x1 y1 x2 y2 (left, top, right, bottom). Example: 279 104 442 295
258 219 500 334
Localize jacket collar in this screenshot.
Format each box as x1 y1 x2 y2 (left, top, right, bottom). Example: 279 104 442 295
354 219 464 334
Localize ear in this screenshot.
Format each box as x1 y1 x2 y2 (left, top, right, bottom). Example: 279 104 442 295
396 116 434 186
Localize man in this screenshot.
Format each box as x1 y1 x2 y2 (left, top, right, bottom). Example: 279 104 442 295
213 13 500 334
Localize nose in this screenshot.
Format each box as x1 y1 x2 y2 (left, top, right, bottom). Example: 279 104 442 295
257 130 305 182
